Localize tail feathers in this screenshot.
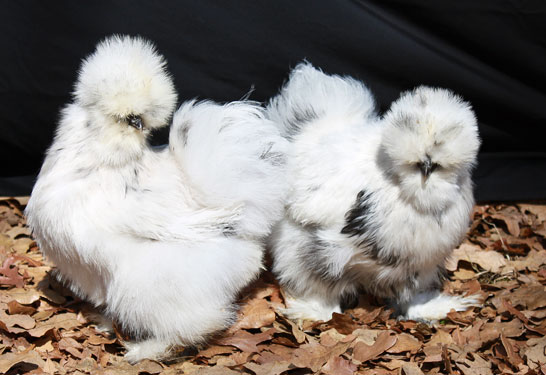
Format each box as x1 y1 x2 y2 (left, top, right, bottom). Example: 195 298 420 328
169 100 287 239
267 62 377 138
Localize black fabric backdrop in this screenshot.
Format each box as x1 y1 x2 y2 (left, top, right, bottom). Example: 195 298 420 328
1 1 545 200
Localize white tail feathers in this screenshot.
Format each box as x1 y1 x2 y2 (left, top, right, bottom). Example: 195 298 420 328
267 62 377 137
170 100 288 239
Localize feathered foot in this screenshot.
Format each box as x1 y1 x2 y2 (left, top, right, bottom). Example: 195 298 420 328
401 291 481 323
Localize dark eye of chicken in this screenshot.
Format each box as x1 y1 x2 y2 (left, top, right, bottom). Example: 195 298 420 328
126 114 143 130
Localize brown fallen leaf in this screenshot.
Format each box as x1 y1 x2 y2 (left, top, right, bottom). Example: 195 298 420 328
506 284 546 310
352 328 381 345
28 312 82 337
284 317 307 344
508 250 546 272
244 360 292 375
387 333 422 354
216 328 276 353
353 331 398 363
501 299 529 324
323 312 359 335
7 300 36 315
522 336 546 370
321 355 358 375
401 362 425 375
87 333 117 345
320 328 353 347
446 243 507 273
422 344 443 363
500 334 524 368
491 206 521 237
480 319 525 343
455 352 493 375
1 287 41 304
291 340 333 372
0 350 46 373
0 256 25 288
136 359 163 374
231 298 275 330
0 310 36 331
518 204 546 222
427 329 453 347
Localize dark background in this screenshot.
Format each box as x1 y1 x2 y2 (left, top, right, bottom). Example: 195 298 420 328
1 1 545 201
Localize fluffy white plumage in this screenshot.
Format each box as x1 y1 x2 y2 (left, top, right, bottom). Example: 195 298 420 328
25 35 287 362
267 63 481 322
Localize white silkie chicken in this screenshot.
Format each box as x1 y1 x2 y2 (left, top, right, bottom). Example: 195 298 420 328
26 35 287 362
267 63 480 323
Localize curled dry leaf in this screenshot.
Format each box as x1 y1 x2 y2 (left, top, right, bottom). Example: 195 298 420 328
387 333 422 354
353 331 398 363
1 287 41 304
522 336 546 370
291 340 334 372
243 360 292 375
28 312 82 338
216 328 276 353
401 362 425 375
231 298 276 330
446 243 507 273
322 355 358 375
0 350 46 373
0 310 36 331
7 300 36 315
0 256 25 288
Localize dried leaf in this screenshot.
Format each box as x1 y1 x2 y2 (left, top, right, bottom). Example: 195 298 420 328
0 350 46 373
401 362 425 375
136 359 163 374
423 344 443 363
522 336 546 370
28 312 82 337
507 284 546 310
7 300 36 315
500 334 524 367
324 312 359 335
285 317 307 344
387 333 422 354
322 355 357 375
353 331 398 363
456 353 493 375
244 360 292 375
1 287 41 304
0 310 36 330
446 243 507 273
481 319 525 342
216 328 275 353
291 340 332 372
518 204 546 222
0 256 25 287
492 207 522 236
232 298 275 330
428 329 453 347
196 345 235 359
508 250 546 272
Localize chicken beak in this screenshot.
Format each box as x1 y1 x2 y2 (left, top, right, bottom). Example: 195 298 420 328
127 115 143 131
419 157 432 181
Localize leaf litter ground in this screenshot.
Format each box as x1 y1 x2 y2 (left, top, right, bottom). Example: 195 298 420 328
1 197 546 374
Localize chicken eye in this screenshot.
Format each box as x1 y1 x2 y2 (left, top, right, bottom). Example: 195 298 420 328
126 114 143 131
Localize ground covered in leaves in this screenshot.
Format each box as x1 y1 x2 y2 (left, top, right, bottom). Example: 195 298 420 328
1 197 546 375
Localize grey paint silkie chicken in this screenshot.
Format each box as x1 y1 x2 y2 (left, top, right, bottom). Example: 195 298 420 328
267 63 481 322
